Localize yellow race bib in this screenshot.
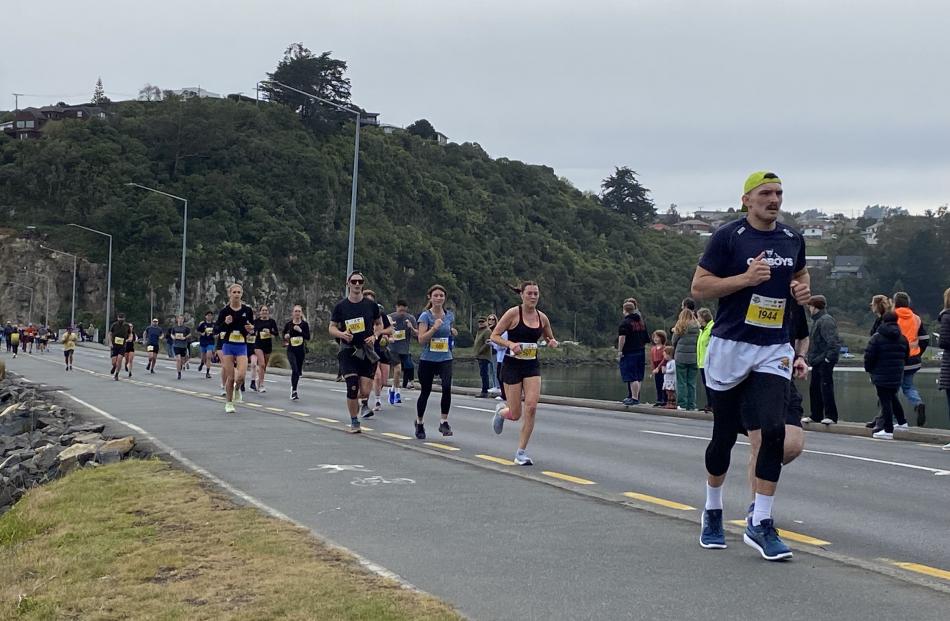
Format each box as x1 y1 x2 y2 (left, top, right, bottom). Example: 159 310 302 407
204 327 214 335
246 335 257 344
146 345 154 352
228 331 245 343
430 337 449 353
290 336 304 347
174 333 186 341
345 317 366 334
392 329 406 341
113 337 125 345
515 343 538 360
745 294 786 329
260 329 271 339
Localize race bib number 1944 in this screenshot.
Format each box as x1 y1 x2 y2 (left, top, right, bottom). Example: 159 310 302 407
745 294 786 329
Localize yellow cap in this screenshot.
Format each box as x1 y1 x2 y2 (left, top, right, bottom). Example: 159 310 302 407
743 171 781 195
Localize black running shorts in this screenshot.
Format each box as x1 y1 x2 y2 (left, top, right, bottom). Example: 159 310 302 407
338 349 377 380
500 358 541 385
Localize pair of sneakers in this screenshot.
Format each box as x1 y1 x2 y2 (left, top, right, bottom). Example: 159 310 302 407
491 404 533 466
700 505 792 561
388 387 403 405
414 420 453 439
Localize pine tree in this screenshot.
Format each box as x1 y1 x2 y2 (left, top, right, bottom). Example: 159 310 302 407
92 77 109 104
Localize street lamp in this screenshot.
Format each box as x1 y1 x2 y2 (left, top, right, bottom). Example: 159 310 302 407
21 269 50 326
5 282 34 324
125 183 188 316
67 223 112 337
40 245 78 327
258 79 361 280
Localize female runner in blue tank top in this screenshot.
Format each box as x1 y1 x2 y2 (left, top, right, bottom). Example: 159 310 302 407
415 284 457 440
490 281 559 465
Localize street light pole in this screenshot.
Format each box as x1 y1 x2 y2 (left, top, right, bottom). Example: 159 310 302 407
40 245 79 327
125 183 188 315
67 223 112 337
5 282 34 324
258 79 361 279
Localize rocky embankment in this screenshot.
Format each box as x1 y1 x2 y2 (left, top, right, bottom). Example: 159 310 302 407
0 378 141 514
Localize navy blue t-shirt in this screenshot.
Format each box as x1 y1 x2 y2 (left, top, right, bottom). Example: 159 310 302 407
699 218 806 346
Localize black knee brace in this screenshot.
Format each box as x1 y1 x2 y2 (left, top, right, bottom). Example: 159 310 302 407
754 420 786 482
345 375 359 400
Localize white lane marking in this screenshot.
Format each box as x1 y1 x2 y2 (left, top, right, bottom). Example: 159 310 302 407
56 391 423 591
456 405 494 413
641 430 950 476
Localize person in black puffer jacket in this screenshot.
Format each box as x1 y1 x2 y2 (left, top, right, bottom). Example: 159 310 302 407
864 312 910 438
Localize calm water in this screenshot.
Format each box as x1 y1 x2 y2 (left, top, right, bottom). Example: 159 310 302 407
308 361 950 430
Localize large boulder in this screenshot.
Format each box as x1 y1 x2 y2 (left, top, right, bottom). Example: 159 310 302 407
96 436 135 465
57 443 97 473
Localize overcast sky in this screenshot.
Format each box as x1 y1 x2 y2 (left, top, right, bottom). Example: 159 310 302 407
4 0 948 215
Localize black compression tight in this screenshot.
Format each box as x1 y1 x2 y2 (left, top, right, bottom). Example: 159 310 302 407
417 359 453 420
704 372 788 483
287 347 305 391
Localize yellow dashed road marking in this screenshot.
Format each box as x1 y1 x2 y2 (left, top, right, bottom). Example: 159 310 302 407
477 454 513 466
542 471 596 485
623 492 694 511
424 442 460 452
893 562 950 581
727 520 831 546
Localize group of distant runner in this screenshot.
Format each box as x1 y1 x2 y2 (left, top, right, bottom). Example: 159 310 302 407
10 170 928 563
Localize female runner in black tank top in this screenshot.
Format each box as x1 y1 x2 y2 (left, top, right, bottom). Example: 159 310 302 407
489 281 559 466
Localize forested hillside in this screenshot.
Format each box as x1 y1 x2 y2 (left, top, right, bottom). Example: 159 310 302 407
0 95 703 345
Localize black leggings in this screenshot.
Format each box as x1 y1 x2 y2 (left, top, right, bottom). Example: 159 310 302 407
287 347 305 391
417 359 453 419
875 385 904 432
705 372 788 483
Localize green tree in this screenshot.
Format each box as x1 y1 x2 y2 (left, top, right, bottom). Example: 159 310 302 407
406 119 438 141
261 43 351 133
92 77 109 104
600 167 656 225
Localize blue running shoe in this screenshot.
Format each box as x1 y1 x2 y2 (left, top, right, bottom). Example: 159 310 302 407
394 392 403 405
492 403 506 435
744 519 793 561
388 387 396 405
700 509 727 549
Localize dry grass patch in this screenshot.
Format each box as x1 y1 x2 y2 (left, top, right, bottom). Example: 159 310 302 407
0 459 461 621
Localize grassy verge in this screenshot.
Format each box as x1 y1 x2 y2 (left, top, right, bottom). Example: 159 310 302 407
0 459 460 621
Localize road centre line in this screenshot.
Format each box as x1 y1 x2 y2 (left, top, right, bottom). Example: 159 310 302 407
289 411 310 417
727 520 831 546
456 405 494 412
542 471 596 485
641 430 950 476
892 562 950 582
623 492 694 511
424 442 460 452
265 407 285 413
382 432 412 440
316 417 339 424
476 454 514 466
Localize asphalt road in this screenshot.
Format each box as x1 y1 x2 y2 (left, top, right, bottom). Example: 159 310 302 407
4 346 949 620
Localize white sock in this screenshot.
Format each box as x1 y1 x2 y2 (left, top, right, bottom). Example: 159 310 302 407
705 483 723 511
752 493 774 526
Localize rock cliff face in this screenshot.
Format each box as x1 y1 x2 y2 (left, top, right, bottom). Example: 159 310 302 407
0 233 106 327
1 233 341 330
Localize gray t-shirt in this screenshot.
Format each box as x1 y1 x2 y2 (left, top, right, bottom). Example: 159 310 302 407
388 312 417 355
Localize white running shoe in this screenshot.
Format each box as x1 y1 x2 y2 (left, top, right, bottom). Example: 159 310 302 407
224 402 235 414
259 386 267 394
514 449 533 466
894 423 909 430
820 418 835 425
872 429 894 440
800 416 811 424
373 399 382 412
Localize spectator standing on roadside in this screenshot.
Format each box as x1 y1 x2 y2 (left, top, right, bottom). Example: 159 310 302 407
617 298 650 406
696 308 715 413
671 308 700 410
938 288 950 449
486 314 501 395
864 312 909 440
806 295 840 424
473 316 493 398
650 330 668 407
894 291 929 426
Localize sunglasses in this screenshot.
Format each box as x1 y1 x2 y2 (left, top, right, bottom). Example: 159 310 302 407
350 279 364 285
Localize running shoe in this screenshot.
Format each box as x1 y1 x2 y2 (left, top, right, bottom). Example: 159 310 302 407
224 402 235 414
942 443 950 450
373 399 382 412
127 371 132 378
250 379 257 392
198 362 203 372
622 397 638 406
220 389 227 397
800 416 811 424
872 429 894 439
151 368 156 374
744 519 792 561
514 449 533 466
894 422 909 430
820 418 835 424
349 421 362 434
415 422 426 440
394 392 402 405
388 387 396 405
360 402 372 418
259 386 267 394
700 509 727 549
177 371 181 380
439 421 453 436
492 403 506 435
291 391 299 401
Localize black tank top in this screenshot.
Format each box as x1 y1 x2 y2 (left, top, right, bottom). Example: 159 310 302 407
506 306 544 357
